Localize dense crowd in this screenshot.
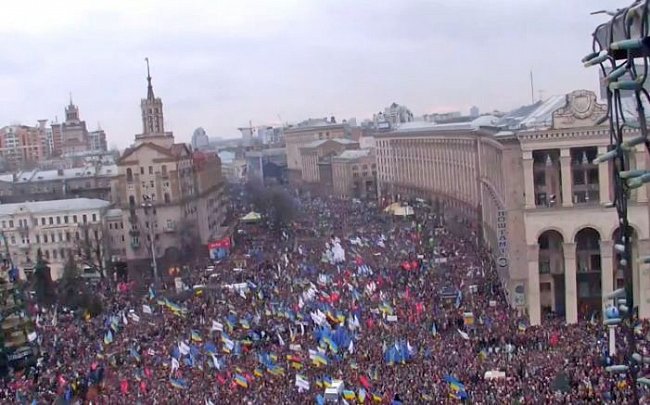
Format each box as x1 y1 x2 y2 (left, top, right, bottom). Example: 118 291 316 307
1 186 649 404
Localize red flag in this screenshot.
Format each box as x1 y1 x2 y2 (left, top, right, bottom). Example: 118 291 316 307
360 375 371 390
120 379 129 395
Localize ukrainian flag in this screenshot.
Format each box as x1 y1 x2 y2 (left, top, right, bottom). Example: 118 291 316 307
103 331 113 345
342 390 356 400
191 330 203 342
170 378 188 390
234 374 248 388
268 366 285 376
321 336 338 353
312 353 328 367
254 368 264 378
371 393 383 403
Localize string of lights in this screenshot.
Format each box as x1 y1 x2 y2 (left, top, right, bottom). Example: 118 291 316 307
585 2 650 403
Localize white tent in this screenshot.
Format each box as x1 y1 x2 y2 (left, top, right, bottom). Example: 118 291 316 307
393 205 414 217
241 211 262 222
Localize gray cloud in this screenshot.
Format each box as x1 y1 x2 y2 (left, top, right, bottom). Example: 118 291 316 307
0 0 615 147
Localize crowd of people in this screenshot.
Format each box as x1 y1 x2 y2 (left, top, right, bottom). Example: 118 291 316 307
1 185 649 404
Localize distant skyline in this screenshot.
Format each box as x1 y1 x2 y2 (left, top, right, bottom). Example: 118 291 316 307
0 0 616 148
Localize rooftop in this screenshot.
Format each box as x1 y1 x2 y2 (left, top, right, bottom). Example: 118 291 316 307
6 164 118 184
302 138 358 149
105 208 123 219
0 198 111 217
333 149 372 160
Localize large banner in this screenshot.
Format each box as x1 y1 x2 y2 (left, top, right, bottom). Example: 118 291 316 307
209 237 232 260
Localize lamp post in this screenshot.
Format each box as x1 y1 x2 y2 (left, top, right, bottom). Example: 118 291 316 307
141 200 159 286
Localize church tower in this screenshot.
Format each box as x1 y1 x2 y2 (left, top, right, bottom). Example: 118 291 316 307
135 58 173 147
65 94 80 123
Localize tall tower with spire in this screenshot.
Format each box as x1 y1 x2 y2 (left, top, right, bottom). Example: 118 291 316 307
136 58 173 147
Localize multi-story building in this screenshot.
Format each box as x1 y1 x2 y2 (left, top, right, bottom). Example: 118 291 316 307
331 149 377 199
191 127 210 151
0 163 116 203
88 128 108 152
51 100 90 156
0 198 112 280
299 138 359 183
375 89 650 326
0 124 47 171
244 148 287 184
112 66 227 277
284 119 350 182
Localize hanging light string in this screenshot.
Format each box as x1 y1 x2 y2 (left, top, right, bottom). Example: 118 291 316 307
585 2 650 403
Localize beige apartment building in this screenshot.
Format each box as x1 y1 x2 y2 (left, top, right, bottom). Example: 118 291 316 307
0 124 47 171
111 68 227 277
376 90 650 325
299 138 359 183
331 149 377 199
0 198 112 280
284 120 349 181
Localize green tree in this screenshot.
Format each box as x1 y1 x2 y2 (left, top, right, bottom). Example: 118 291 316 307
58 254 81 307
32 249 55 306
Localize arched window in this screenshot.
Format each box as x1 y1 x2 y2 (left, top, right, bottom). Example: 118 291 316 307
126 168 133 182
129 195 136 207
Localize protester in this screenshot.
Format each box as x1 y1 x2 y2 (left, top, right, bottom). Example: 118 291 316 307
2 185 647 404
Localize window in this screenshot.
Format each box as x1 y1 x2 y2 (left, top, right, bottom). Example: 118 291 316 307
164 193 170 203
75 232 80 240
66 232 70 242
0 221 4 228
8 220 13 228
60 249 65 259
32 218 37 226
140 167 144 175
126 168 133 182
92 213 97 222
129 196 136 207
43 234 48 243
35 235 40 244
58 232 63 242
149 166 153 175
48 217 53 225
82 215 87 224
121 235 125 242
120 222 124 229
9 236 14 244
150 180 154 188
44 250 49 259
161 165 167 176
56 217 61 225
64 216 69 224
73 215 77 223
52 250 57 259
41 218 45 226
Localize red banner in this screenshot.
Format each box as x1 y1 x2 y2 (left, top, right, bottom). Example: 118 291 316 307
209 237 232 250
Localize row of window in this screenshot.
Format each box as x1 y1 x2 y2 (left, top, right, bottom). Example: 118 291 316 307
2 213 97 229
126 165 168 181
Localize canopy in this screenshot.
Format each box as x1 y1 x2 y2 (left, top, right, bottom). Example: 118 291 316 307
393 205 414 217
241 211 262 222
383 202 401 213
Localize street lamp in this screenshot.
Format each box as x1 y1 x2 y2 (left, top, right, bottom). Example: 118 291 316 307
141 196 159 286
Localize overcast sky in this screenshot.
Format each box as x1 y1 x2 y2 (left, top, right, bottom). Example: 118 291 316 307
0 0 616 148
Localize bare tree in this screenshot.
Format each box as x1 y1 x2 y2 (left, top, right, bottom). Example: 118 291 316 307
75 222 111 279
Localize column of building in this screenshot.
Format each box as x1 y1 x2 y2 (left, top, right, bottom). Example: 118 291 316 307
597 146 611 205
638 239 650 319
560 148 573 207
564 242 578 324
600 239 614 314
523 151 535 208
527 243 542 326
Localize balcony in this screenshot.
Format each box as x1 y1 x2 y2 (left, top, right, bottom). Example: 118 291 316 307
130 240 140 249
128 229 140 237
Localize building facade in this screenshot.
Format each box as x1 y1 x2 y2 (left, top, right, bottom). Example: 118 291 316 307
283 120 350 180
111 67 227 277
0 163 116 203
0 124 47 171
375 90 650 325
0 198 112 280
299 139 359 183
331 149 377 199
